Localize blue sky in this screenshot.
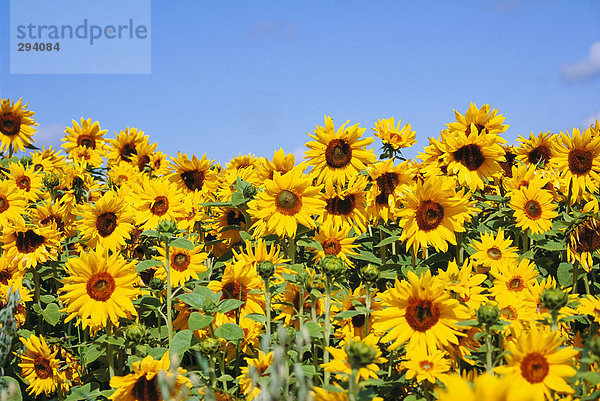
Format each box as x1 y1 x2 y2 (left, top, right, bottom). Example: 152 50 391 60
1 0 599 164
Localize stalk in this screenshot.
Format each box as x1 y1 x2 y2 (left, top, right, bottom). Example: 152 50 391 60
34 269 43 335
165 241 173 347
379 227 387 266
107 321 115 379
263 278 272 349
323 276 333 386
572 261 579 294
348 368 359 401
485 333 493 373
364 285 371 338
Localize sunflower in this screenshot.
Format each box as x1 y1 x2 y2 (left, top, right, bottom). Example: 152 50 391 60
107 127 149 165
4 161 43 202
373 270 471 352
322 335 386 381
238 350 273 401
372 117 416 149
400 347 450 384
257 148 297 181
502 164 551 194
128 176 186 231
576 295 600 324
515 131 556 167
231 239 289 280
0 98 38 154
179 190 209 234
552 127 600 202
309 220 359 268
226 152 260 173
168 152 218 194
247 166 325 239
366 159 414 224
62 118 107 154
319 175 369 234
495 326 577 399
566 216 600 272
107 161 143 190
304 116 376 190
447 102 509 137
274 280 323 328
510 180 558 235
397 176 473 254
212 206 248 246
148 150 172 176
470 229 519 272
437 373 540 401
154 243 208 287
490 258 538 302
31 146 66 174
417 135 447 178
2 221 60 269
333 286 381 339
68 145 105 168
496 296 538 337
109 352 191 401
434 259 487 311
17 334 63 396
0 179 26 229
60 250 140 332
0 254 23 287
30 200 77 237
129 140 157 172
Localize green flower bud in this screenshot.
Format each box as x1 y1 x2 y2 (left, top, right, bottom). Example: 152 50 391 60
320 255 346 279
157 219 178 234
477 303 501 327
20 156 32 167
42 173 60 189
540 288 569 312
149 277 164 291
360 264 380 284
199 338 221 356
345 340 377 371
257 260 275 280
242 183 257 199
296 269 310 291
125 322 148 343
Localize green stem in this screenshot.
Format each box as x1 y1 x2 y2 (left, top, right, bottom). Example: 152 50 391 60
263 278 271 350
550 310 559 332
583 272 591 295
34 269 43 335
165 241 173 347
209 356 216 388
572 261 580 294
107 322 115 379
379 227 387 266
323 276 332 386
348 368 358 401
364 285 371 338
485 333 493 373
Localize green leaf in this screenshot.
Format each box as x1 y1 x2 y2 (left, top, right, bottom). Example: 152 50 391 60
169 237 195 250
245 313 267 324
84 345 104 364
334 310 363 320
296 238 323 251
43 303 63 326
455 319 479 327
219 299 245 314
188 312 214 331
178 293 206 310
136 259 163 272
231 192 246 206
374 235 400 248
0 376 22 401
353 251 381 265
40 295 56 304
214 323 245 341
579 371 600 385
141 229 159 238
557 262 573 287
303 321 323 338
64 383 101 401
239 231 252 242
169 330 193 358
137 296 163 309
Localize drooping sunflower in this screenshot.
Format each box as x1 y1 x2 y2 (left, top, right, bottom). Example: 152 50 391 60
0 179 26 229
4 161 43 202
0 98 38 154
372 116 417 149
18 334 63 397
257 148 297 181
319 175 369 234
566 216 600 272
79 190 135 252
400 347 450 384
109 352 191 401
309 220 359 268
107 127 149 165
169 152 219 194
154 243 208 287
373 270 471 353
128 176 186 231
470 228 519 272
238 350 273 401
322 335 386 381
510 180 558 235
60 250 140 333
397 176 473 254
62 118 107 154
495 326 578 399
304 116 376 190
128 139 157 173
515 131 556 167
552 127 600 202
2 221 60 269
247 166 325 239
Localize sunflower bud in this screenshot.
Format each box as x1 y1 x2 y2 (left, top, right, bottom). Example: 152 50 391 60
199 338 221 356
148 277 164 291
321 255 346 279
296 269 310 291
125 322 148 343
257 260 275 280
20 156 32 167
242 183 257 199
42 173 60 189
345 340 377 371
540 288 569 312
157 219 178 234
359 264 380 284
477 303 500 327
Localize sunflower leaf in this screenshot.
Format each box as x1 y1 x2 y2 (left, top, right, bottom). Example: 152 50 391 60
374 235 400 248
297 238 323 251
557 262 573 287
0 376 22 401
169 237 195 250
245 313 267 324
188 312 214 331
43 303 62 326
170 330 193 358
214 323 245 341
178 293 206 310
136 259 163 272
218 299 245 314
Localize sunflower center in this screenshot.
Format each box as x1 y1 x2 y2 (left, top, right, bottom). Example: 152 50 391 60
0 195 8 213
528 145 551 165
15 176 31 191
0 270 11 285
151 196 169 216
520 352 549 384
226 210 245 226
322 239 342 255
77 135 96 149
524 200 542 219
326 195 356 216
375 192 389 206
419 360 433 371
138 155 151 171
574 221 600 253
415 200 444 231
568 148 593 175
0 113 21 136
132 376 161 401
15 229 45 254
351 312 366 328
180 170 205 191
325 139 352 168
501 306 517 320
405 297 440 332
376 172 400 196
40 215 65 232
171 252 191 272
86 272 116 301
452 144 485 171
222 280 248 305
486 246 502 260
96 212 118 237
507 276 524 291
499 151 516 177
33 356 53 379
120 143 137 162
276 190 302 216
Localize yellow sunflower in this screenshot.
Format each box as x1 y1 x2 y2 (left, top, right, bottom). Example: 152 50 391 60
154 243 208 287
31 146 66 174
17 334 63 396
30 199 77 237
212 206 249 246
319 175 369 234
238 350 273 401
322 335 386 381
2 221 60 269
437 373 540 401
60 250 140 333
304 116 376 190
4 161 43 202
68 145 105 168
62 118 107 154
257 148 297 181
366 159 414 224
226 152 260 173
333 286 381 339
470 228 519 272
576 295 600 324
309 220 359 267
495 326 577 400
400 347 450 384
446 102 509 137
0 98 38 154
109 352 191 401
372 116 416 149
274 280 324 328
79 190 135 252
490 258 538 302
373 270 471 352
397 176 473 254
107 161 143 190
0 179 26 229
496 296 538 337
128 139 157 172
169 152 219 194
434 259 487 311
510 180 558 235
107 127 149 165
247 166 325 239
552 127 600 202
515 131 556 167
567 217 600 272
231 239 289 278
128 176 186 231
417 135 447 178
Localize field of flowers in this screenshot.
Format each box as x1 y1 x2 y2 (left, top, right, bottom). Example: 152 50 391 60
0 98 600 401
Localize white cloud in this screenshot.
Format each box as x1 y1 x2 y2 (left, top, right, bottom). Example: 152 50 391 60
33 123 64 149
561 41 600 82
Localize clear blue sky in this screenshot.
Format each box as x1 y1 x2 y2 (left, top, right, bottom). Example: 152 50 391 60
1 0 599 164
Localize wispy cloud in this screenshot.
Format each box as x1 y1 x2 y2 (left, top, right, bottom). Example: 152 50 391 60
561 41 600 83
245 20 296 40
33 123 64 149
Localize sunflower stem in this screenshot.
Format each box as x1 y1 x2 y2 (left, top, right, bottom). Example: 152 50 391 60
583 272 591 295
348 368 359 401
484 333 494 373
34 269 43 335
323 276 333 386
364 285 371 338
379 227 387 266
165 241 173 347
572 261 579 294
263 278 272 350
107 321 115 379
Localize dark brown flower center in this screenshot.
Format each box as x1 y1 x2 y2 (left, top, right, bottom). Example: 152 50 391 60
120 143 137 162
151 196 169 216
415 200 444 231
486 246 502 260
0 195 8 213
572 219 600 253
137 155 151 172
276 190 302 215
132 376 161 401
0 113 21 136
33 356 53 379
499 151 516 177
180 170 205 191
86 272 116 301
452 144 486 171
419 360 433 371
376 172 400 196
77 135 96 149
405 297 440 332
325 195 356 216
528 145 551 165
568 148 593 175
507 276 524 291
322 239 342 255
524 200 542 219
292 289 311 312
375 192 389 206
15 229 45 253
222 281 248 305
171 252 191 272
96 212 117 237
225 209 245 226
16 176 31 191
0 269 12 285
351 311 366 328
520 352 549 384
325 139 352 168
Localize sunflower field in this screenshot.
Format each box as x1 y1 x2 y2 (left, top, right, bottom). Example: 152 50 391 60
1 98 600 401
